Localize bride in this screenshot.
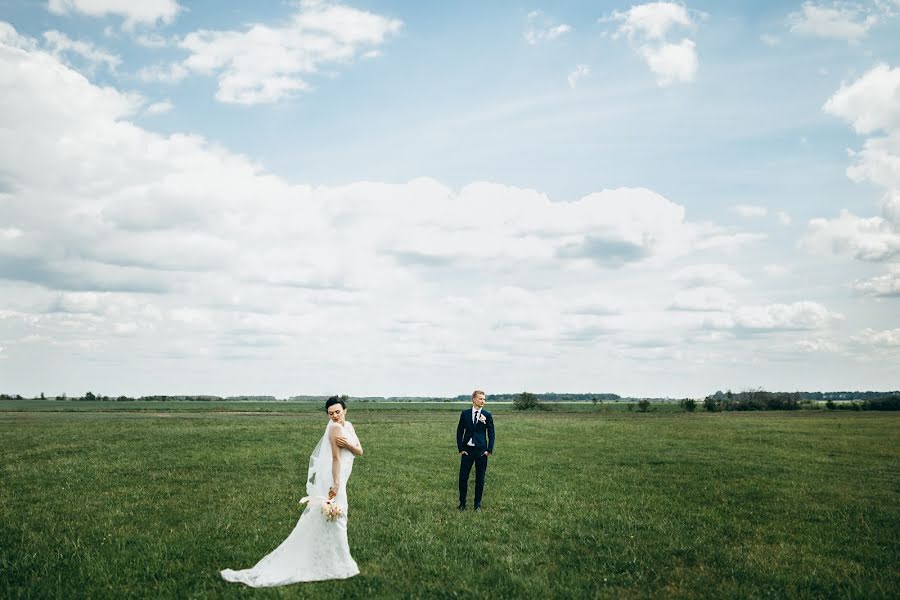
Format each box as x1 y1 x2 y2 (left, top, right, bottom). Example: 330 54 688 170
221 396 363 586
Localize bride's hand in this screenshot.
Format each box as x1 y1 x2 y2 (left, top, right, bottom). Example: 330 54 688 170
328 485 338 500
336 436 349 448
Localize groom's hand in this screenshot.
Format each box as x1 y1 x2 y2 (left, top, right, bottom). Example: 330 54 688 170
459 450 468 456
483 451 491 457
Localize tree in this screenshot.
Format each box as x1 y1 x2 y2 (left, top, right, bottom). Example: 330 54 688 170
637 399 651 412
513 392 541 411
703 396 720 412
680 398 697 412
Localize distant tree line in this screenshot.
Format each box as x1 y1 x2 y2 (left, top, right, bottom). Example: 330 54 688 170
824 396 900 411
459 392 621 402
0 393 281 402
702 389 900 412
794 390 900 401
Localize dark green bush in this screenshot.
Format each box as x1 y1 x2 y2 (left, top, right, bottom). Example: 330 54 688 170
703 396 721 412
679 398 697 412
513 392 542 411
863 395 900 410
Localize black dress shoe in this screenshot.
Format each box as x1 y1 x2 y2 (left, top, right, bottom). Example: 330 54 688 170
457 504 466 511
473 505 481 512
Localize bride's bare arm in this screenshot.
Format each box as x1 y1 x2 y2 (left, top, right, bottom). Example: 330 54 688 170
329 426 341 498
336 434 363 456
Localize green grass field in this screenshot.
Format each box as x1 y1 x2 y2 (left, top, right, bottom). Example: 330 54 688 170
1 403 898 598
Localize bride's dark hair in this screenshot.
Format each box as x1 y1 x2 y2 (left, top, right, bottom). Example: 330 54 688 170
325 395 346 412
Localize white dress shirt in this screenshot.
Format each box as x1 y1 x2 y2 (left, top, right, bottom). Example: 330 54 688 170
467 407 480 446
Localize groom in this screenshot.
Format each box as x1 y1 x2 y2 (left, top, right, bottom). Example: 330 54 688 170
456 389 495 511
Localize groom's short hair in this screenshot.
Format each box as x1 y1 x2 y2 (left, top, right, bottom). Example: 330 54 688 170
472 390 485 399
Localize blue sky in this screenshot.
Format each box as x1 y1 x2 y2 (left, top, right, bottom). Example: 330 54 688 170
0 1 899 397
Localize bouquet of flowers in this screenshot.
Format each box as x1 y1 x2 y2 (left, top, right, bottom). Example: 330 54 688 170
321 501 344 522
299 496 344 522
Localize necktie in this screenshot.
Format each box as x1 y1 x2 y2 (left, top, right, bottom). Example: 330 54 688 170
473 410 479 424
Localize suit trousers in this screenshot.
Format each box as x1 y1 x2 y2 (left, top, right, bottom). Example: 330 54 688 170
458 448 488 507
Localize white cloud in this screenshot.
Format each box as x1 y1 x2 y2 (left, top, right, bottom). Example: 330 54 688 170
42 30 120 73
733 204 768 218
795 338 841 353
760 33 781 46
567 64 590 88
803 210 900 261
524 11 572 45
155 1 403 104
823 64 900 135
856 327 900 346
607 2 699 86
731 301 843 331
854 270 900 296
788 1 878 42
47 0 182 30
609 2 693 40
145 99 173 115
777 211 792 225
0 22 35 49
137 62 188 83
637 38 697 86
809 63 900 291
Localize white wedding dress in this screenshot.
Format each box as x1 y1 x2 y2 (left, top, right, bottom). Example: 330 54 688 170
220 420 360 586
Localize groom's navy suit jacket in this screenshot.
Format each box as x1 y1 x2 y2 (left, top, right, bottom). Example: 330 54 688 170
457 408 495 454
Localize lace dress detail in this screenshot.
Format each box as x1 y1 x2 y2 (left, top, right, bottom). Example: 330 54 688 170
220 421 360 586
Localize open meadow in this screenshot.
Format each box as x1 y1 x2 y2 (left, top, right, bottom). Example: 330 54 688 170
1 402 898 599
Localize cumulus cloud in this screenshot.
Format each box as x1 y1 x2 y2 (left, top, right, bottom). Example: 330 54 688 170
606 2 699 86
568 64 590 88
856 327 900 346
610 2 693 40
823 64 900 135
145 99 173 115
854 270 900 296
48 0 182 30
42 30 120 73
730 302 843 332
524 11 572 45
142 1 402 104
807 63 900 292
788 1 879 42
137 62 188 84
803 210 900 261
777 211 792 225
